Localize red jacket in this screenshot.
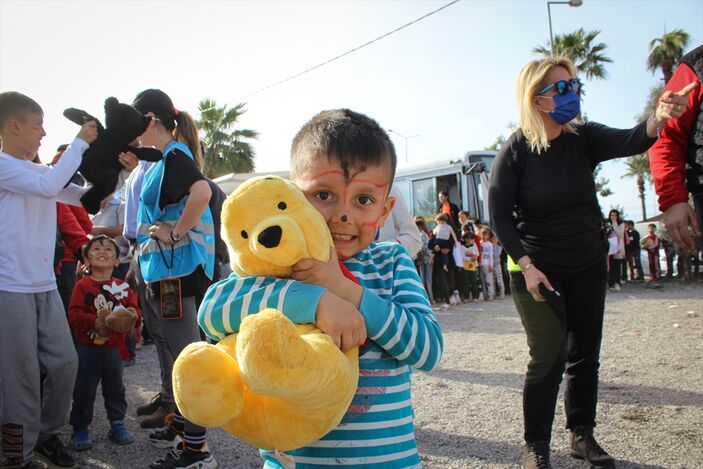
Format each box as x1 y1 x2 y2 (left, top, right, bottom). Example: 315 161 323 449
648 62 703 212
56 203 89 273
68 276 141 360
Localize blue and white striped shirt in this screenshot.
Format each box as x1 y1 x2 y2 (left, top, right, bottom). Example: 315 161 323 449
198 242 443 468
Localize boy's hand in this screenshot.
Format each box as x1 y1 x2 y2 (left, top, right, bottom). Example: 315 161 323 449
315 292 366 351
292 247 362 306
78 121 99 144
95 316 110 337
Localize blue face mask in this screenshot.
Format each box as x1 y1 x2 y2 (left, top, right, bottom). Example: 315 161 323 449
548 89 580 124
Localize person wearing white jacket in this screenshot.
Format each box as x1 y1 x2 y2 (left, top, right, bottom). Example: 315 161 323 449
377 184 422 258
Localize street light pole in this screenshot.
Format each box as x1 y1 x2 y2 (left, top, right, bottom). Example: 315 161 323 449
387 129 419 164
547 0 583 54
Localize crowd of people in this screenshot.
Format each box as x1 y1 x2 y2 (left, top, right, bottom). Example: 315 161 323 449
1 48 702 469
409 200 509 308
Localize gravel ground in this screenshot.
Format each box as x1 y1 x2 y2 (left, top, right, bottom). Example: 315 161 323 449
27 279 703 468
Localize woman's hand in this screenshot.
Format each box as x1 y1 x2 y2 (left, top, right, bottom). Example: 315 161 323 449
519 260 554 302
148 221 174 244
118 151 139 172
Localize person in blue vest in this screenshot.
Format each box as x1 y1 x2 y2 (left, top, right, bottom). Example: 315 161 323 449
132 89 217 469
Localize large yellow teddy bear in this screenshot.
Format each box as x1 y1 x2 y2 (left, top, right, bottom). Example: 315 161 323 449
172 175 359 451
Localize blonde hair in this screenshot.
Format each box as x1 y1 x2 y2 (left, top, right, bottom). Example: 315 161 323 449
516 56 578 154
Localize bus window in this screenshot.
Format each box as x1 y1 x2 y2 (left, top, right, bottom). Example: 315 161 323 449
412 178 435 222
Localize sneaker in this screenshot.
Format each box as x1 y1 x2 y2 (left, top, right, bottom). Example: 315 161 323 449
149 425 183 449
521 441 550 469
569 425 616 468
108 420 135 446
149 447 217 469
124 358 136 367
141 402 176 428
70 426 93 451
613 283 621 292
22 462 45 469
34 435 75 468
137 393 163 416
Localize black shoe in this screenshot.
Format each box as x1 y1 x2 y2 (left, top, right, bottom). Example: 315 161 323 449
34 435 75 468
140 402 176 429
569 425 616 468
521 441 550 469
137 393 163 416
149 447 217 469
22 462 45 469
148 425 182 449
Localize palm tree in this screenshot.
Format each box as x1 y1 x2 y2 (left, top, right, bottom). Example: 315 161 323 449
197 99 259 179
622 154 652 222
534 28 613 81
593 165 612 198
647 29 690 84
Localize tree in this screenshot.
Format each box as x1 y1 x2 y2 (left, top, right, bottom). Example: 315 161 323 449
197 99 259 179
534 28 613 82
647 28 690 84
484 135 506 152
484 122 516 151
622 154 652 221
593 165 612 198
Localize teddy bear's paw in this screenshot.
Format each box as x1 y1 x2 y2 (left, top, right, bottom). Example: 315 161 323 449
173 341 245 427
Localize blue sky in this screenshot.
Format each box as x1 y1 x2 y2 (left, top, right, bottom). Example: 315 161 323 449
1 0 702 220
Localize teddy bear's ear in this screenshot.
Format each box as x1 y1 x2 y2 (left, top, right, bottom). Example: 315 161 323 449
104 97 119 114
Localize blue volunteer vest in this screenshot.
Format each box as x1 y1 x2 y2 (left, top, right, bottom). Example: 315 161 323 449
137 141 215 283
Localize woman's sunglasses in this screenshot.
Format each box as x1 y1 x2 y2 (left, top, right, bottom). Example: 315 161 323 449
538 79 580 96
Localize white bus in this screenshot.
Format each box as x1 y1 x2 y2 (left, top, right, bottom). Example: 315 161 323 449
393 151 497 224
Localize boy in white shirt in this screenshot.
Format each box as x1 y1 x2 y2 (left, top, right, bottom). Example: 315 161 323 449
0 91 97 469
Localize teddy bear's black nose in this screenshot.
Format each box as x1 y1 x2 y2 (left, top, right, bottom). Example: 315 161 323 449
258 225 282 249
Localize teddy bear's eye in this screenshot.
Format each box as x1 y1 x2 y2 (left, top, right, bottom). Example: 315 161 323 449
277 202 287 210
241 230 248 239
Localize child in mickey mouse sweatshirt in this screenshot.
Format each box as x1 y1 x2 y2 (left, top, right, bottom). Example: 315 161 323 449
67 235 140 452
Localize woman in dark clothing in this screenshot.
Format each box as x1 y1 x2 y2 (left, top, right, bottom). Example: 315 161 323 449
132 89 217 469
437 190 460 231
488 56 690 469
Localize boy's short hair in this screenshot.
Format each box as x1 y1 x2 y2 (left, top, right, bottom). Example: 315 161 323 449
435 213 449 223
0 91 43 129
290 109 397 189
648 223 657 229
458 210 469 218
83 235 119 260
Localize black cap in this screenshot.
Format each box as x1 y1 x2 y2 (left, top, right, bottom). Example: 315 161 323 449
132 89 174 116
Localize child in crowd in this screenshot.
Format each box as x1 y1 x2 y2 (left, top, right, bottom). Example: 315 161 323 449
491 232 505 299
642 223 661 279
67 235 141 451
479 226 495 300
624 220 644 281
0 91 97 469
432 212 454 272
199 108 443 468
414 216 433 301
461 232 480 302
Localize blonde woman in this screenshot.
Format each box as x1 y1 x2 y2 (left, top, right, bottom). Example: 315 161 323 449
488 56 691 469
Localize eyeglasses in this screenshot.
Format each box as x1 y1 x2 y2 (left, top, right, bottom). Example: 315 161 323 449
538 79 580 96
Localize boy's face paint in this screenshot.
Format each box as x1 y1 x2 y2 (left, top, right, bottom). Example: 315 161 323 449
85 240 120 270
295 157 395 260
14 112 46 157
